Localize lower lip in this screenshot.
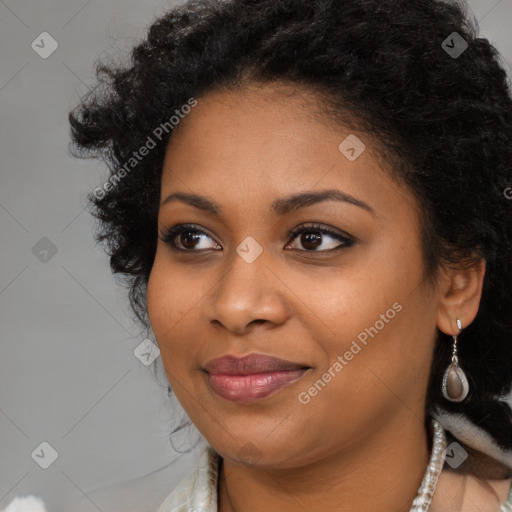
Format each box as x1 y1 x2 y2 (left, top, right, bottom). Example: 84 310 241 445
206 369 309 403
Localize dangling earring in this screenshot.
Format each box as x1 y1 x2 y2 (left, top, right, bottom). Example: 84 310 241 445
442 318 469 402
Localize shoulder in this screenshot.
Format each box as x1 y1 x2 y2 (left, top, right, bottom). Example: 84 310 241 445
55 444 211 511
433 471 512 512
156 445 220 512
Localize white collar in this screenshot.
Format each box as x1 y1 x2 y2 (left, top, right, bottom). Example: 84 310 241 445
156 444 220 512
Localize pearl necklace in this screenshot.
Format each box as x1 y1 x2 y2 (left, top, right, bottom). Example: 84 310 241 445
409 419 448 511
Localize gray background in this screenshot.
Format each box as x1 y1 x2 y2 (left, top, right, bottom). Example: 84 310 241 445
0 1 511 511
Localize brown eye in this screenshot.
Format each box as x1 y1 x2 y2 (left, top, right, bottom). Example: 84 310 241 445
160 224 221 251
286 224 355 252
177 230 202 250
297 232 322 250
160 222 354 253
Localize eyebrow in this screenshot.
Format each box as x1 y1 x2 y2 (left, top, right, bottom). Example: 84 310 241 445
160 189 375 216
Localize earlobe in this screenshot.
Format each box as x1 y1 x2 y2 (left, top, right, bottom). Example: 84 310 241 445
436 258 486 335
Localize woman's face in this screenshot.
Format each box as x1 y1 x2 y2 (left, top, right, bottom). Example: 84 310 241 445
147 83 442 467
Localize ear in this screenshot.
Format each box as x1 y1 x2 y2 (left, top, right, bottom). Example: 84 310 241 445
436 259 486 334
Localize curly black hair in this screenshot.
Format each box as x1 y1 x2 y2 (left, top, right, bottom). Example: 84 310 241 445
69 0 512 466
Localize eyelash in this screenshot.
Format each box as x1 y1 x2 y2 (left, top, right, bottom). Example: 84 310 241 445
159 222 355 253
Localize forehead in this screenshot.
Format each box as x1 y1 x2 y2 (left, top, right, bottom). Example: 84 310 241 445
159 84 418 225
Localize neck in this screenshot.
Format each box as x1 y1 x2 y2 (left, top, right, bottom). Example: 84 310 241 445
218 414 431 512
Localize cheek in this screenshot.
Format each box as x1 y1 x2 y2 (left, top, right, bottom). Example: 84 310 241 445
147 248 195 331
147 257 186 363
305 240 433 396
146 258 170 335
309 283 406 392
146 254 207 384
305 244 411 342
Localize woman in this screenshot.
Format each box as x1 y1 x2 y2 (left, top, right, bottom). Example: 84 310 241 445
68 0 512 510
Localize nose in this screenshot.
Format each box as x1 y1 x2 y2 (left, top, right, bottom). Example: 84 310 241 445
205 248 290 335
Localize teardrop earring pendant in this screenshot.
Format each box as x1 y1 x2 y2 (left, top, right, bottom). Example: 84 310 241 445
442 319 469 402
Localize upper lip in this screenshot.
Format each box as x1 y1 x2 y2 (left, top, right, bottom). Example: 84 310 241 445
204 353 310 375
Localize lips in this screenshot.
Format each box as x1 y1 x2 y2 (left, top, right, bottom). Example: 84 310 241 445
204 353 309 375
203 353 311 402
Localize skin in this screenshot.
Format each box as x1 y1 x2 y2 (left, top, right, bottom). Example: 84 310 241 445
146 82 502 511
